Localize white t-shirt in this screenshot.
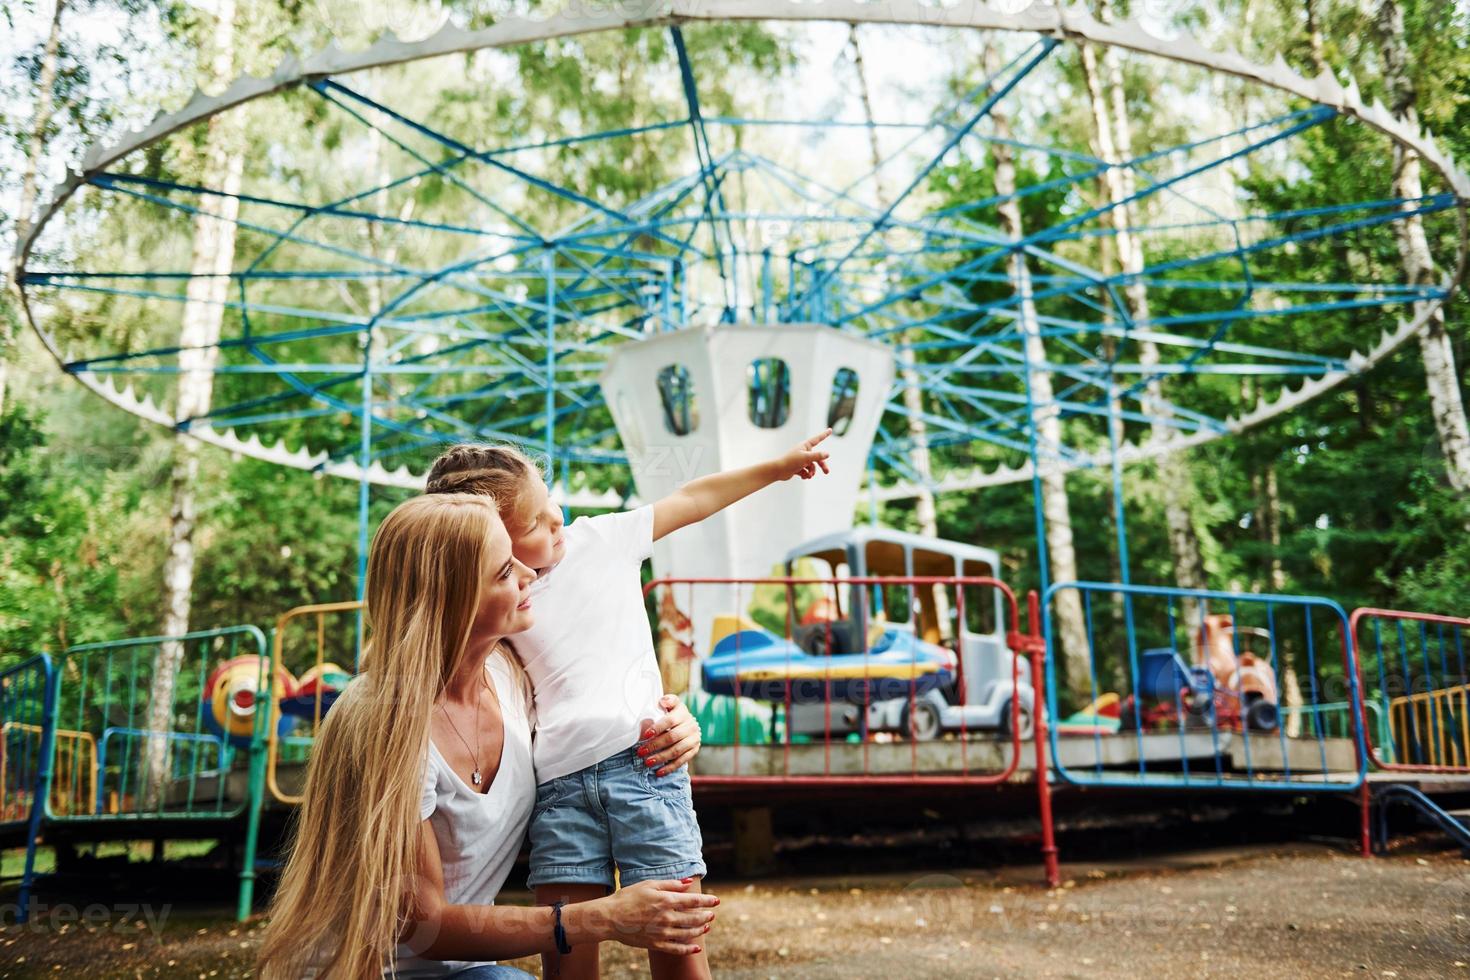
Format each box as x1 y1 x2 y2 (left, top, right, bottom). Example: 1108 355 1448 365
517 505 665 783
390 654 536 978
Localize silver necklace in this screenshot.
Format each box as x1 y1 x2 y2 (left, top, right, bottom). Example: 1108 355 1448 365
439 671 490 786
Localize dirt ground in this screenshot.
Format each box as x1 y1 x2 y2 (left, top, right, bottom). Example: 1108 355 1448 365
0 843 1464 979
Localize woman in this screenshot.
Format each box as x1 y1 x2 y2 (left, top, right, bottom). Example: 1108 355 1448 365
259 493 716 978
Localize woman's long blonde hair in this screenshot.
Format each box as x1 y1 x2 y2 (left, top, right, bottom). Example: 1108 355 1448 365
259 492 515 978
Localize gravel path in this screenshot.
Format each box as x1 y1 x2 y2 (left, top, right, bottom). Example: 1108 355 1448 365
0 843 1464 978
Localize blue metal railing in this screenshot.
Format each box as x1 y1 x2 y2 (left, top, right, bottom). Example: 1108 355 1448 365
41 626 275 922
1372 783 1470 854
1280 700 1390 758
48 625 269 821
1044 582 1366 791
95 728 230 816
0 656 57 824
0 654 59 921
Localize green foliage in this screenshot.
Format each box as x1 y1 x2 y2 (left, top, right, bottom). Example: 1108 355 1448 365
895 9 1470 629
2 3 805 659
1 0 1466 676
0 399 161 663
189 456 411 629
743 558 832 635
0 352 424 663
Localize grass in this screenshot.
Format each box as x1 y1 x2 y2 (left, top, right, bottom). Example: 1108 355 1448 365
0 840 219 881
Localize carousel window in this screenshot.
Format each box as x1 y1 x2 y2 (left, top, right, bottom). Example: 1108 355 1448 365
747 357 790 428
656 363 698 435
828 367 859 435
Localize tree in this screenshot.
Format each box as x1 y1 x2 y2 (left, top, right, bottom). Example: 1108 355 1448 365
4 0 161 407
0 398 163 665
1376 0 1470 494
848 24 954 640
1076 0 1210 617
985 43 1092 700
141 0 245 808
3 0 67 414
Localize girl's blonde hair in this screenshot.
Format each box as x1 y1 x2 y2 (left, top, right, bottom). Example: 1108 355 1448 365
425 443 544 530
259 492 519 978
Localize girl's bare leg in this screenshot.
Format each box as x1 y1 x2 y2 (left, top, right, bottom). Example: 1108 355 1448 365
535 883 606 980
647 876 712 980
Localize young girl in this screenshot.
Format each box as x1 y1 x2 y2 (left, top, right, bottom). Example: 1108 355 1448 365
257 493 715 980
425 429 831 980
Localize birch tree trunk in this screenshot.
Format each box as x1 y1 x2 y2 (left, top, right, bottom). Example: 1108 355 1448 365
850 25 953 639
849 25 934 536
986 46 1090 700
849 27 933 532
3 0 68 415
142 0 244 808
1079 8 1209 627
1377 0 1470 494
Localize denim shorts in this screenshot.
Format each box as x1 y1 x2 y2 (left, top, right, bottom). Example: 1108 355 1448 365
443 966 534 979
526 746 706 889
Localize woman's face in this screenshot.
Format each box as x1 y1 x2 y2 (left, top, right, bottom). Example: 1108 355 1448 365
472 517 538 637
507 475 566 572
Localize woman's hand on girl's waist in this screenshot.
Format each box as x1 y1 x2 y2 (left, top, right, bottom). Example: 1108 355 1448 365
637 694 702 777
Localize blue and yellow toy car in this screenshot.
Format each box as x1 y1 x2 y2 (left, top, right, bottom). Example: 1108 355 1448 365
700 526 1037 741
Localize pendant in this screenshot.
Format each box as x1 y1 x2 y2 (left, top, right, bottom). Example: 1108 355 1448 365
472 769 482 786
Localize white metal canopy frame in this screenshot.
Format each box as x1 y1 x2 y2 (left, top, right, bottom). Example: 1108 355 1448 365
14 0 1469 503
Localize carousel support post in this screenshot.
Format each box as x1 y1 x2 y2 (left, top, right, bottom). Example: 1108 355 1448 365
545 251 557 479
353 349 372 668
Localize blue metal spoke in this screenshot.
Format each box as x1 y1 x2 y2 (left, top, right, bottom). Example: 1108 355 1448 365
793 38 1059 312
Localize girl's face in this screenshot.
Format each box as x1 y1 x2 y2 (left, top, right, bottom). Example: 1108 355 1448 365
472 518 538 638
507 475 565 572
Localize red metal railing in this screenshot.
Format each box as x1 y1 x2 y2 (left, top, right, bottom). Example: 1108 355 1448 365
1350 606 1469 857
1350 607 1470 775
643 574 1059 886
1023 589 1060 887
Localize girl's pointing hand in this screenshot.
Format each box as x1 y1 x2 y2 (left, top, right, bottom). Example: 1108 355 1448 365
773 427 832 481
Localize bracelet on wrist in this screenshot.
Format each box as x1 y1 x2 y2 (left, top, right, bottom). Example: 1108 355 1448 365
552 900 572 954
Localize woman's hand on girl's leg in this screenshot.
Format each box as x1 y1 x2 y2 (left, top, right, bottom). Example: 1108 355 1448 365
599 878 715 958
644 877 714 980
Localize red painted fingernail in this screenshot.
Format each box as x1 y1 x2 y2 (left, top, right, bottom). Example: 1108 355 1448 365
702 924 711 933
693 946 702 954
637 746 649 757
713 897 720 905
681 877 694 883
645 757 657 766
641 729 655 739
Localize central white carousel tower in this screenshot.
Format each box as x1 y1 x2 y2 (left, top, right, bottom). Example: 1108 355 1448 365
599 323 895 691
